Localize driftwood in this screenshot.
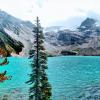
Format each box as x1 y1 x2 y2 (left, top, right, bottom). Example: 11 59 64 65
0 57 9 66
0 57 11 82
0 71 12 82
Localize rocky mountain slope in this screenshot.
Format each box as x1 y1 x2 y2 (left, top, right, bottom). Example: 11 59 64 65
0 10 100 56
0 10 34 56
0 30 23 56
45 18 100 55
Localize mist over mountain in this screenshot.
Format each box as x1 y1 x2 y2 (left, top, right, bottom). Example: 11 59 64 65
51 16 85 30
0 10 100 56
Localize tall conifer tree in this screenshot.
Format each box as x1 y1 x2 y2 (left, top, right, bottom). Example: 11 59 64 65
27 17 52 100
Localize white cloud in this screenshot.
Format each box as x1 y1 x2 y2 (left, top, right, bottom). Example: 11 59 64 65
0 0 100 27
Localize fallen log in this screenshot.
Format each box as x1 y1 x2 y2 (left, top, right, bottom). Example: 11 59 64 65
0 71 12 82
0 57 9 66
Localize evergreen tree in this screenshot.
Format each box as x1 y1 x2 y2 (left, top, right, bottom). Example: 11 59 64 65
27 17 52 100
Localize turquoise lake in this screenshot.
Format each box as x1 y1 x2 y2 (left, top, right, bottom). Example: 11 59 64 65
0 56 100 100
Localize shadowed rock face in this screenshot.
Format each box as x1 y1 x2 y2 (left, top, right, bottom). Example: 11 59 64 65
0 30 24 56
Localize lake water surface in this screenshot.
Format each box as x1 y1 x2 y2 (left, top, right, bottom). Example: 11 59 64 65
0 56 100 100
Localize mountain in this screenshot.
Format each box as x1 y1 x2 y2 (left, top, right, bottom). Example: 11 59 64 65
0 10 34 56
45 18 100 56
0 10 100 56
78 18 97 30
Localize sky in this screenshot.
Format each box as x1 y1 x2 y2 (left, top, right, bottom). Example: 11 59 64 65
0 0 100 28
